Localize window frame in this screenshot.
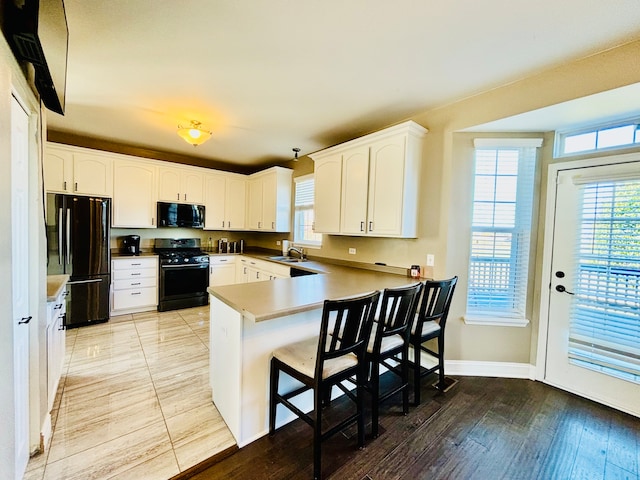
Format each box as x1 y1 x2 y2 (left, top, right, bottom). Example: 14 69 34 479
292 174 322 248
555 117 640 158
464 138 542 327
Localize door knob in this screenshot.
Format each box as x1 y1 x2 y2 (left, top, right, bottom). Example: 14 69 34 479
555 285 575 295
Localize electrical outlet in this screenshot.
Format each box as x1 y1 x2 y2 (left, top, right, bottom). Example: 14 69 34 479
221 237 228 243
426 254 435 266
349 248 356 255
276 240 281 245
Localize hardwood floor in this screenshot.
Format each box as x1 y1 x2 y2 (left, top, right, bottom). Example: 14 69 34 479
186 375 640 480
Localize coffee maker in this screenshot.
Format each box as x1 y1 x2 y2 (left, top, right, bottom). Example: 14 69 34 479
122 235 141 255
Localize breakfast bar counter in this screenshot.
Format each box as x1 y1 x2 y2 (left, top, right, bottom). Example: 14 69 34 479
207 258 416 446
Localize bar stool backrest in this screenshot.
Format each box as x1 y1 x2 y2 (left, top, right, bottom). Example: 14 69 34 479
316 291 380 380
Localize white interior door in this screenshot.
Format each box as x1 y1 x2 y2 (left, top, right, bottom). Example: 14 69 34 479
544 158 640 417
11 94 31 478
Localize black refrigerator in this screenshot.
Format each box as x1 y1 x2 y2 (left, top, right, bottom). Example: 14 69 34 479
46 194 111 328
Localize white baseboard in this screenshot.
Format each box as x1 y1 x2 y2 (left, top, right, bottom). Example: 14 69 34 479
445 360 536 380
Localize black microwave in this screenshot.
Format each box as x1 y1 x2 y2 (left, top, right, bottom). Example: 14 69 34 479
157 202 205 229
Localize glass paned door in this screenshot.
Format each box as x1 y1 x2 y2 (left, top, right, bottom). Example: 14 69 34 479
545 160 640 417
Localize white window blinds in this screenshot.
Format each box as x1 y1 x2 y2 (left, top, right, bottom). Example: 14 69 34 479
466 142 538 321
294 175 322 246
568 179 640 383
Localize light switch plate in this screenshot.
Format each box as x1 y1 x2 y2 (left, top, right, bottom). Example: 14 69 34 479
348 248 356 255
426 254 435 266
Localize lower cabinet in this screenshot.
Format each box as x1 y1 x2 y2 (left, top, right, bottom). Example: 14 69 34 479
209 256 237 286
46 287 67 411
111 257 158 315
235 256 290 283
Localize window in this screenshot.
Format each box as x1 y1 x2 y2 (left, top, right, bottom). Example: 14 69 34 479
556 119 640 157
465 138 542 326
293 175 322 247
569 178 640 383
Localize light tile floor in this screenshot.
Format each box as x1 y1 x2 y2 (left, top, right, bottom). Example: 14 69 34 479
24 306 236 480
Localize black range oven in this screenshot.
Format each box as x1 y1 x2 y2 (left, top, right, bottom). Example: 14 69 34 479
155 238 210 312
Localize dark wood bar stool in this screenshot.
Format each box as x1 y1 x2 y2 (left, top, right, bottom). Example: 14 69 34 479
269 291 380 480
410 277 458 404
365 282 423 437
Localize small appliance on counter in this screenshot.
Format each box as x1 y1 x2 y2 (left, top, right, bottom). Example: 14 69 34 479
122 235 141 255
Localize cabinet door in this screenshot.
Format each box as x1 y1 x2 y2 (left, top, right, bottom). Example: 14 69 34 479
314 154 342 234
73 153 113 196
261 173 277 231
247 178 263 229
209 264 236 286
204 174 227 229
113 161 157 228
340 146 370 235
236 259 249 283
367 135 406 236
225 176 246 229
158 167 182 202
183 170 204 204
44 148 72 193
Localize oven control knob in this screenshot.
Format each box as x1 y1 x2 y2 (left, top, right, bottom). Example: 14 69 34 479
184 258 190 263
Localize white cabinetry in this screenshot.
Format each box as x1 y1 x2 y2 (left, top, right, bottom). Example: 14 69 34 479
310 121 427 238
111 257 158 314
112 159 157 228
313 153 343 234
45 143 113 196
247 167 292 232
236 256 290 283
158 165 205 204
46 287 67 411
204 173 246 230
209 256 237 286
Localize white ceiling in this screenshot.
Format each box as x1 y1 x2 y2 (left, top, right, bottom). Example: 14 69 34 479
47 0 640 167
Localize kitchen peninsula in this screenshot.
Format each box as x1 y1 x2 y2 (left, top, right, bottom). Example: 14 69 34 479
208 257 418 446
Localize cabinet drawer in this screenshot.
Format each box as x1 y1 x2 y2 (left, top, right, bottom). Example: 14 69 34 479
113 277 157 290
209 255 236 265
113 268 157 281
112 257 157 270
113 287 157 310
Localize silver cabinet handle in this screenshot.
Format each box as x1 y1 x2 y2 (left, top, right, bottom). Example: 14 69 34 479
63 181 67 190
272 222 275 229
19 316 32 325
67 278 103 285
222 221 225 228
360 221 365 232
74 182 78 191
177 193 180 201
131 292 141 296
369 221 373 231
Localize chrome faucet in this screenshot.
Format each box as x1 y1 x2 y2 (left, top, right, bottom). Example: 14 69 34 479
288 246 306 259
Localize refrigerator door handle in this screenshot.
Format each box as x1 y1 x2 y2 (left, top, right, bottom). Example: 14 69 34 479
58 207 64 265
67 278 103 285
66 208 71 265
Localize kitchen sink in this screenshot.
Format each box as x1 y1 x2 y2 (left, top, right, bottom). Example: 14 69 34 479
267 255 307 263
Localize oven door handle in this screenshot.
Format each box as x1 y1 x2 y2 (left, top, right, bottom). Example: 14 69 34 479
161 264 209 269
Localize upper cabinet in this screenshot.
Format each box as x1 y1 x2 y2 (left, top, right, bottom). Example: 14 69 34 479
158 165 205 204
247 167 292 232
112 159 157 228
45 144 113 197
204 173 246 230
310 121 427 238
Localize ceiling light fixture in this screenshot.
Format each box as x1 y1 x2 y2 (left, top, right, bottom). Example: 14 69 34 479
292 147 301 161
177 120 212 147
